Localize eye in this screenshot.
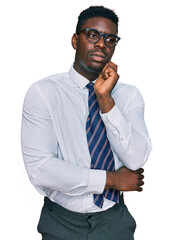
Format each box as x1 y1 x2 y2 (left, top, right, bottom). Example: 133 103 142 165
106 36 116 43
105 35 117 47
87 30 99 40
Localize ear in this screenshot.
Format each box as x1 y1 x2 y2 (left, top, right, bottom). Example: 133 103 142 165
71 33 78 50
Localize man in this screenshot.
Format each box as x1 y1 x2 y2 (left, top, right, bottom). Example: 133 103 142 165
21 6 151 240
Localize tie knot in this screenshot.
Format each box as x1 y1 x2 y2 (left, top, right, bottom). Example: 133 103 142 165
86 82 94 91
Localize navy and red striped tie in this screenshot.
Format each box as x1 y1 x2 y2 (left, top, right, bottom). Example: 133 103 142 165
86 82 120 208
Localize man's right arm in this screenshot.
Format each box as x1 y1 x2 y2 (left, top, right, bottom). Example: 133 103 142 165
21 83 106 196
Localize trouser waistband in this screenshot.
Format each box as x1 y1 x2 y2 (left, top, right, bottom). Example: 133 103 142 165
44 194 124 220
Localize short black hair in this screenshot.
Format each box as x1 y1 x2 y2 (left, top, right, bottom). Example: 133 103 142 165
76 6 119 34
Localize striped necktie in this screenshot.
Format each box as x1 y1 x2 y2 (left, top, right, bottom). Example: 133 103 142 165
86 82 120 208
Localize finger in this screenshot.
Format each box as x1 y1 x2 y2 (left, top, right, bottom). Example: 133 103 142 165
137 186 143 192
101 62 119 81
101 63 110 74
108 61 118 71
139 180 144 186
103 62 117 74
139 174 144 180
105 64 119 80
136 168 144 174
116 74 120 80
108 63 119 81
101 64 110 79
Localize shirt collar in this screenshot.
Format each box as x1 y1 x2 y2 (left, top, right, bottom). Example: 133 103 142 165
69 65 96 90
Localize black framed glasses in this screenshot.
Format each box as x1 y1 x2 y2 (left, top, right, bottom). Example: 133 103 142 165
77 28 121 48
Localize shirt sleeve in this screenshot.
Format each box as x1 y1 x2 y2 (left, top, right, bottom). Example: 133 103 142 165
101 86 152 170
21 83 106 196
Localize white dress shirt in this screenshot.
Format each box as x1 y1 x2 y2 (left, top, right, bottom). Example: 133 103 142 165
21 66 152 213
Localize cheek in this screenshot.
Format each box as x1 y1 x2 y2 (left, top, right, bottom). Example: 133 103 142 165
77 42 92 61
107 49 115 60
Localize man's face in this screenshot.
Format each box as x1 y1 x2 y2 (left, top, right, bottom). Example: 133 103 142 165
72 17 118 80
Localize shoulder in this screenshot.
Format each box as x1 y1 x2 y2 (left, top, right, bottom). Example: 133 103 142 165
113 82 144 112
34 71 70 90
114 82 143 100
114 82 140 94
25 71 71 98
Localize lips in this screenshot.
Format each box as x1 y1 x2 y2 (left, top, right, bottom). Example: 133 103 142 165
90 52 106 62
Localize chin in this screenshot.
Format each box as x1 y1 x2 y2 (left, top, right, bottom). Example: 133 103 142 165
88 62 105 73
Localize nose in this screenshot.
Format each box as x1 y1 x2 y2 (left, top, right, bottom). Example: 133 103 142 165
94 36 106 49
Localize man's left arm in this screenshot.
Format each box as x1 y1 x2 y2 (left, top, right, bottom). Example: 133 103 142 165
95 62 152 170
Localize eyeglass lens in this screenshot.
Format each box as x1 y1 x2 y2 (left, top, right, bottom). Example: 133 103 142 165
86 29 117 48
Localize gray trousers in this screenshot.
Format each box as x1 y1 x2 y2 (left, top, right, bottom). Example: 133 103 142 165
37 197 136 240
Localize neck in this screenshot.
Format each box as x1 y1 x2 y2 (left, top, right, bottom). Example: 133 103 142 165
73 62 99 81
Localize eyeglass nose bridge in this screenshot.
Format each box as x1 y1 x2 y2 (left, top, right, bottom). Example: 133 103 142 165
94 32 107 45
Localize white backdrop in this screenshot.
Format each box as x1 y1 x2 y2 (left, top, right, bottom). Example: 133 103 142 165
1 0 170 239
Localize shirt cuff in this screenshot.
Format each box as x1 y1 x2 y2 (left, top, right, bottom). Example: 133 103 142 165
100 105 125 132
87 169 106 194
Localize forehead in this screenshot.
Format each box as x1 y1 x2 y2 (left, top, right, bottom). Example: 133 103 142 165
81 17 117 34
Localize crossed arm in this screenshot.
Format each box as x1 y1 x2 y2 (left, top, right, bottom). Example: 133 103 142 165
21 64 151 197
95 61 147 192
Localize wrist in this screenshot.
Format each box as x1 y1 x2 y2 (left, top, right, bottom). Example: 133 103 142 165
105 171 117 190
96 94 115 113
